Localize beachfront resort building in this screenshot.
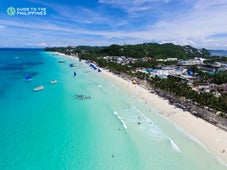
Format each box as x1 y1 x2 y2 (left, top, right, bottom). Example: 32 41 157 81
138 66 188 79
177 58 205 66
103 56 138 65
156 58 178 62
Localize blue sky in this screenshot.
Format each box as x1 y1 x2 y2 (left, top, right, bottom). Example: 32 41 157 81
0 0 227 49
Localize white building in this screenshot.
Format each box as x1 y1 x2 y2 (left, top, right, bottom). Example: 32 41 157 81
178 58 204 66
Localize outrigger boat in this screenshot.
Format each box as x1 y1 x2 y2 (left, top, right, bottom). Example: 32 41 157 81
49 80 58 84
33 86 45 91
74 94 91 100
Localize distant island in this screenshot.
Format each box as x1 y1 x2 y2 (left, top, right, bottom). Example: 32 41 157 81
45 43 227 130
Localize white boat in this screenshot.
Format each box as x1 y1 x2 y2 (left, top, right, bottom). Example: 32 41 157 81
49 80 58 84
33 86 45 91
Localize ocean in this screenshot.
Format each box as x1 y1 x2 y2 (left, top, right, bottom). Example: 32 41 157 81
0 49 226 170
209 50 227 57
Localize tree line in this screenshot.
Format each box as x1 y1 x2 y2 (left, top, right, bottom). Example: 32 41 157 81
45 43 210 59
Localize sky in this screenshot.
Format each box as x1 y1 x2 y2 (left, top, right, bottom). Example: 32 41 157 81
0 0 227 49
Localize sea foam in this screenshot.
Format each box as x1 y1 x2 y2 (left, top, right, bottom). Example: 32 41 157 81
170 120 208 150
131 106 181 153
113 111 127 129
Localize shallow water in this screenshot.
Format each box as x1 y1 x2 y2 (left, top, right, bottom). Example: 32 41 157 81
0 49 226 170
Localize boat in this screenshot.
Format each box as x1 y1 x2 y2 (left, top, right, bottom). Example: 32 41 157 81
74 71 77 77
49 80 58 84
33 86 45 91
69 63 76 67
74 94 91 100
24 74 32 81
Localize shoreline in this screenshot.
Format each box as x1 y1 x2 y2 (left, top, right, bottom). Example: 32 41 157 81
101 69 227 166
55 52 227 166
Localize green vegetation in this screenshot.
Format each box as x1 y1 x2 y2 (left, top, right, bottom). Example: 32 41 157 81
79 53 131 74
192 71 227 85
45 43 227 117
133 71 227 114
45 43 210 59
148 76 227 113
213 71 227 84
101 43 210 59
204 56 227 64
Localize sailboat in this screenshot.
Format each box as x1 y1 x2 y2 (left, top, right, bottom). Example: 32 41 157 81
24 74 32 81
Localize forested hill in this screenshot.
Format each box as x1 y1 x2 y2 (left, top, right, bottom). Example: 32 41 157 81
45 43 210 59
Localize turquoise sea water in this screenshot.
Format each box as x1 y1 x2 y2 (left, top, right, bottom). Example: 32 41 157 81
0 49 226 170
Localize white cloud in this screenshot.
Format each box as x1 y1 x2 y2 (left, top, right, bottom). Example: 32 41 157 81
37 42 47 47
94 0 227 48
1 0 227 49
194 0 227 10
99 0 170 15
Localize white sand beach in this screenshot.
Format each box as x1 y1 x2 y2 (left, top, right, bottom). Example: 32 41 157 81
101 69 227 166
56 52 227 166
